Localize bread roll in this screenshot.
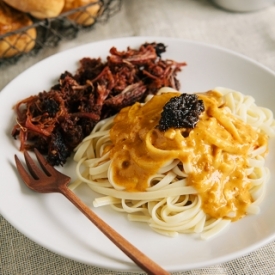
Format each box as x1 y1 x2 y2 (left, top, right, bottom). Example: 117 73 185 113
0 1 36 58
62 0 101 26
3 0 65 19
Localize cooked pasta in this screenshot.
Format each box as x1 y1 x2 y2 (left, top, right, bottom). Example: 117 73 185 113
71 87 275 240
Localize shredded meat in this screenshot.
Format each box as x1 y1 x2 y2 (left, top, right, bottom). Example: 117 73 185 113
11 42 186 166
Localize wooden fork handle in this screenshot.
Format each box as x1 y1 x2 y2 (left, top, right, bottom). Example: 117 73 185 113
59 186 171 275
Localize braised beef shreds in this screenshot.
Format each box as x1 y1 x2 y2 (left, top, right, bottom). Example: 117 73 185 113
74 58 105 85
104 82 147 109
41 98 59 117
11 42 186 166
47 130 71 166
144 42 166 57
158 94 205 132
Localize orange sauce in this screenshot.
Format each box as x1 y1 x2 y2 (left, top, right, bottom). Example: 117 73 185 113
109 91 268 220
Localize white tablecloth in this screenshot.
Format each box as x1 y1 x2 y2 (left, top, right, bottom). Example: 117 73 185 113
1 0 275 274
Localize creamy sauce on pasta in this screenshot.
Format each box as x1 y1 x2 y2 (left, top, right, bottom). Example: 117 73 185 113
109 91 268 221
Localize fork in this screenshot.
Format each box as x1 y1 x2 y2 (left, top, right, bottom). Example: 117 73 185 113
14 148 171 275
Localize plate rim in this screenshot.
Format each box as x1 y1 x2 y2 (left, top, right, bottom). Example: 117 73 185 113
1 36 275 272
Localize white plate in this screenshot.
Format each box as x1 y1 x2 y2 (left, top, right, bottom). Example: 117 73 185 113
1 37 275 273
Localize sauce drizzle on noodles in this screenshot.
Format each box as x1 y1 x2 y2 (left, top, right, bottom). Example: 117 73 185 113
109 90 267 221
72 87 275 239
